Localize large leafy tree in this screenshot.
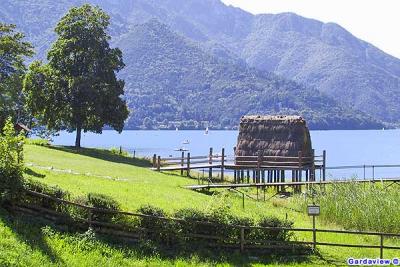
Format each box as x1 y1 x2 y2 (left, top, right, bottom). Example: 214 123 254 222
0 23 33 129
24 4 129 147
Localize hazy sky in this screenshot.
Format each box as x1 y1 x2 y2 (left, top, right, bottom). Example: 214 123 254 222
221 0 400 58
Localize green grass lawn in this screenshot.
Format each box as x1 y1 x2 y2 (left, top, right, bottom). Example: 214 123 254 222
0 143 398 266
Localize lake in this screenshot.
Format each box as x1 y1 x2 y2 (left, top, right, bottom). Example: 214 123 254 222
51 129 400 179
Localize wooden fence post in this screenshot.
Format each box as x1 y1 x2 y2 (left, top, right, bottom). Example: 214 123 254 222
312 214 317 252
152 154 156 168
240 227 245 252
157 156 161 171
187 153 191 177
209 147 213 180
180 152 184 176
380 234 384 259
322 150 326 182
221 148 225 181
88 208 92 229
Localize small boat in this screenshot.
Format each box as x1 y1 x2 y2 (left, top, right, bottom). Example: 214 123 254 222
204 127 209 135
174 147 188 152
182 140 190 144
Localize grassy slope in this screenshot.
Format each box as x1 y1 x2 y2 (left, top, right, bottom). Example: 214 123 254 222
0 144 398 266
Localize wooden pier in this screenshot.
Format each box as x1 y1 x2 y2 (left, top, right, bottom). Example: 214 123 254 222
151 147 327 187
151 147 400 193
185 177 400 191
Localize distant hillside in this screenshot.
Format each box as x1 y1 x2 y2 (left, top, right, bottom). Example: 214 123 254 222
117 21 380 130
0 0 392 129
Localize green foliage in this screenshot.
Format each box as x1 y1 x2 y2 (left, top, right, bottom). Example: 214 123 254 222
137 204 179 245
109 147 129 157
0 23 34 129
87 193 121 223
0 119 25 203
23 4 128 147
23 179 69 211
0 23 33 82
25 138 50 146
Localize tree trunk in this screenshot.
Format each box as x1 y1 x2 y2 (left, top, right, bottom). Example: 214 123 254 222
75 125 82 148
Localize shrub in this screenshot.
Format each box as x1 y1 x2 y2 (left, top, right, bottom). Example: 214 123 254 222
0 118 25 203
25 138 50 146
68 195 90 221
137 205 179 245
87 193 121 223
252 216 294 242
109 147 129 157
23 179 69 212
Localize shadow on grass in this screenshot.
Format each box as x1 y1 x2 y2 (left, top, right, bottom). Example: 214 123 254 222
46 145 152 167
24 168 46 178
0 207 64 265
0 207 315 266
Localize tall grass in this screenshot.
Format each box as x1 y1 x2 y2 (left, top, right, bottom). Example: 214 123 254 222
297 182 400 233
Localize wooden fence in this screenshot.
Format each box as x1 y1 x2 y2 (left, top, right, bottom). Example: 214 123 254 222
14 190 400 258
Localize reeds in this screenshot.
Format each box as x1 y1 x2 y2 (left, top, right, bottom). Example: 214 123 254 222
300 182 400 233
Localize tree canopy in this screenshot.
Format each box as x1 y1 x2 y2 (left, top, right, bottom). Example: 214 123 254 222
23 4 129 147
0 23 33 129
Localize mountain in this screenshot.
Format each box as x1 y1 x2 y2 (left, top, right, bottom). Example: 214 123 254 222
0 0 394 129
116 20 379 129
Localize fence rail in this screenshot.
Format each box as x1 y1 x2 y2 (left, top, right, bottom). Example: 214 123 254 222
16 190 400 258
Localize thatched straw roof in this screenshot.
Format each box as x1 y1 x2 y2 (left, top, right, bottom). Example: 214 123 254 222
235 115 312 157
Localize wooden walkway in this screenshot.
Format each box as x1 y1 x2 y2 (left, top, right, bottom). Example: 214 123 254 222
150 163 223 171
185 177 400 190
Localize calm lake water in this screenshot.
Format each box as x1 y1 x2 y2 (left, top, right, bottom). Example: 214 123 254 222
51 129 400 179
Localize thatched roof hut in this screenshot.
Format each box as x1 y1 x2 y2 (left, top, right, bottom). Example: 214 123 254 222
235 115 312 158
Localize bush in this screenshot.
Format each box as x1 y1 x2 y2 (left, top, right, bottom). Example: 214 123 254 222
137 205 179 245
25 138 50 146
87 193 121 223
23 179 69 212
0 119 25 203
109 147 129 157
251 216 294 242
175 208 256 246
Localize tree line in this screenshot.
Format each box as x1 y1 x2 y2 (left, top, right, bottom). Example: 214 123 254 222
0 4 128 147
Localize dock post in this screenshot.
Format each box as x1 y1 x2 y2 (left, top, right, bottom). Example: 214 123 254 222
311 149 315 182
180 152 184 176
209 147 213 180
257 152 262 183
157 156 161 172
322 150 326 182
152 154 156 168
298 151 303 193
187 153 191 177
221 148 225 181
